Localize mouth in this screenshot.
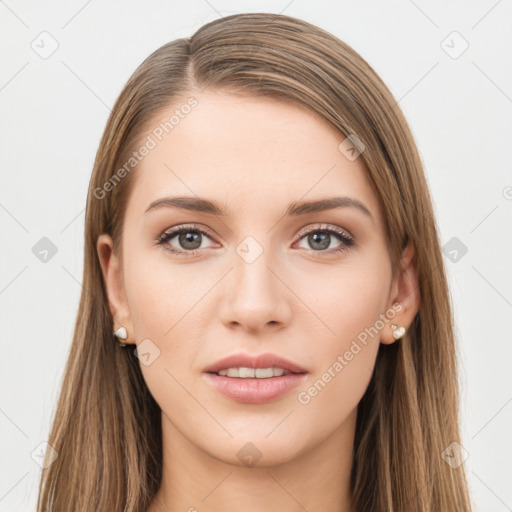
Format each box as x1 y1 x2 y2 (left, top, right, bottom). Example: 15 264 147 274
208 367 299 378
202 353 308 404
203 352 308 375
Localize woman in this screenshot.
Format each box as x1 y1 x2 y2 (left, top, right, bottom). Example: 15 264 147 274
36 12 474 512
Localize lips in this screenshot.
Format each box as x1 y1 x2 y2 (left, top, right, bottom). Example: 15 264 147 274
203 352 308 375
203 372 307 404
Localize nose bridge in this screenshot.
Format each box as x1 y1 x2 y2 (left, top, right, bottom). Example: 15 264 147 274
220 232 290 329
233 233 279 301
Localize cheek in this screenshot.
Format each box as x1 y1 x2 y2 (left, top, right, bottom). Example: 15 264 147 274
295 343 377 441
299 256 390 350
122 249 212 381
123 247 202 338
293 259 388 411
122 250 208 414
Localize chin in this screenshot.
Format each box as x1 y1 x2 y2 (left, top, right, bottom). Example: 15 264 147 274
201 432 308 468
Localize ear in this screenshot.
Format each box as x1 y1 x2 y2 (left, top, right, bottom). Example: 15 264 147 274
381 239 421 345
96 234 136 345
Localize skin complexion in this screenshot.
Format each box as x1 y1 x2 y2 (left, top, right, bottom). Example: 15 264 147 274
97 90 420 512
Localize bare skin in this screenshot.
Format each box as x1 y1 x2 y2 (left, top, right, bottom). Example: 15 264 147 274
97 90 420 512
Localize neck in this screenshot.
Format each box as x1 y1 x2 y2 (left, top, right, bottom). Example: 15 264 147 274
148 409 357 512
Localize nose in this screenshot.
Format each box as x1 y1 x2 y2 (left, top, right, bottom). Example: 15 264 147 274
218 246 292 333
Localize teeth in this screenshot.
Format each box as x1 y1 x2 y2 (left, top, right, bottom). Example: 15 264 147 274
217 367 288 378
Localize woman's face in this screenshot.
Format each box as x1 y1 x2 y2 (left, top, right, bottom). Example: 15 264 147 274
99 90 409 467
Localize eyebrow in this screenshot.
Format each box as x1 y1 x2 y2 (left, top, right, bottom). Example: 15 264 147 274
145 195 374 223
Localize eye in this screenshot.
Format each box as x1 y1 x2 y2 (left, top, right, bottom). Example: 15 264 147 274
294 224 355 255
156 224 217 256
155 223 355 258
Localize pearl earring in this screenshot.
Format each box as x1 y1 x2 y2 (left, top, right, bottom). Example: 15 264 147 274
391 324 406 340
113 326 129 347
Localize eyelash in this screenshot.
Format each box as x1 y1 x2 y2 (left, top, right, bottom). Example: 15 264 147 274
155 223 355 257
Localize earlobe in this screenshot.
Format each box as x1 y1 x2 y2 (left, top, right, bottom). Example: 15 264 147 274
96 234 136 344
381 240 421 345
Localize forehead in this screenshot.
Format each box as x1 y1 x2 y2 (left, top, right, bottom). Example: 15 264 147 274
127 90 382 223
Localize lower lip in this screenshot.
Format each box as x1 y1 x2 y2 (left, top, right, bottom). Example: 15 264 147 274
203 372 307 404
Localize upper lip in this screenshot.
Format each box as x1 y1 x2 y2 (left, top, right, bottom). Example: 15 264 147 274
203 353 308 374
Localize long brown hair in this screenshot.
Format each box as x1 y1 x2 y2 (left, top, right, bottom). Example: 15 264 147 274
36 12 473 511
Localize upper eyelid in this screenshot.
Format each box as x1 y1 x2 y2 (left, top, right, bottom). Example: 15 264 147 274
296 223 353 240
162 224 214 239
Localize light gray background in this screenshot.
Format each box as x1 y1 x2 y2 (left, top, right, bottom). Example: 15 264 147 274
1 1 511 510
